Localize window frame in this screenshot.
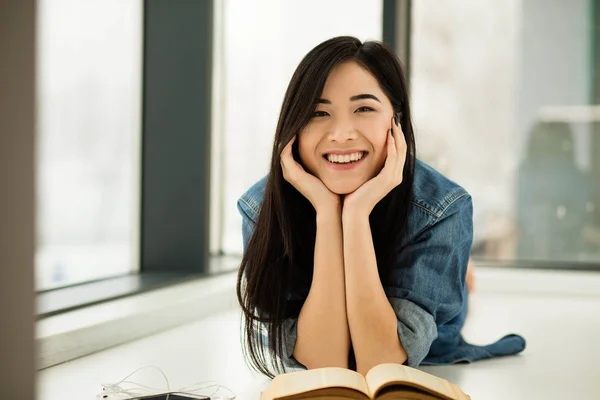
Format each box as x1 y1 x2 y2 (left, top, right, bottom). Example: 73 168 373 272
1 0 37 394
383 0 412 73
592 0 600 228
37 0 215 318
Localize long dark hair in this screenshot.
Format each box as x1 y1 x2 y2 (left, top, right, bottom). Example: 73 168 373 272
236 36 416 378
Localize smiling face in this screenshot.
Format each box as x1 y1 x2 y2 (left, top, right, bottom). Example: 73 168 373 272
298 61 395 195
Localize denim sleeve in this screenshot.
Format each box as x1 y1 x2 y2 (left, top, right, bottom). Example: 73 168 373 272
237 199 305 371
257 319 305 371
385 193 473 367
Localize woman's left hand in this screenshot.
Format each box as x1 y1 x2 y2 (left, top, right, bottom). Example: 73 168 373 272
343 116 407 219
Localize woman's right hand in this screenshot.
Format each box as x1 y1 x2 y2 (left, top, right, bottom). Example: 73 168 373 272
280 136 341 214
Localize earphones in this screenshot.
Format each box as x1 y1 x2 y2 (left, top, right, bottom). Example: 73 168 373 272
96 366 236 400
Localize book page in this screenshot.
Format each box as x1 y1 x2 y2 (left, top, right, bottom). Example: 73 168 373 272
365 364 467 400
261 367 370 400
377 386 449 400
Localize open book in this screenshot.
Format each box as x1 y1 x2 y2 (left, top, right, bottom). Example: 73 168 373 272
261 363 471 400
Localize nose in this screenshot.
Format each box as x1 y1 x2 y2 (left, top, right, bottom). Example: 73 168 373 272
326 116 357 143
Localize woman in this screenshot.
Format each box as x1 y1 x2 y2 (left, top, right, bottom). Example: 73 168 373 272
236 36 525 378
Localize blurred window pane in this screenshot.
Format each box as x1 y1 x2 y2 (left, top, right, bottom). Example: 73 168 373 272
217 0 383 255
411 0 600 264
36 0 142 290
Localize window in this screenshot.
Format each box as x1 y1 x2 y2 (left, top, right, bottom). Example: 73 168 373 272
410 0 600 265
36 0 142 290
214 0 384 256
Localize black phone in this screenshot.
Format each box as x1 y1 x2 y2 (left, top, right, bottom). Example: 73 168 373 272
127 394 210 400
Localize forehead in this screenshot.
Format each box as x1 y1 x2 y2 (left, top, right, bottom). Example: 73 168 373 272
321 61 385 99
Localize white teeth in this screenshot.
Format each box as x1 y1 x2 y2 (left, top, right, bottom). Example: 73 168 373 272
326 152 364 164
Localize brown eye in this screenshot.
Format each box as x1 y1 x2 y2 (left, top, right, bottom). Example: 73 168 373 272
313 111 329 117
355 106 375 113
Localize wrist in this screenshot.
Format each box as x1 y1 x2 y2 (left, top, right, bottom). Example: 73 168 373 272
342 202 371 220
316 203 342 222
342 194 375 218
341 208 370 226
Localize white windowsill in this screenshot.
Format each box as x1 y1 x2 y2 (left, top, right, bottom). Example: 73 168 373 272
36 270 239 370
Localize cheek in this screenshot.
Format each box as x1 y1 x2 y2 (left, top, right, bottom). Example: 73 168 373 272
373 133 388 151
360 121 389 170
298 133 320 170
358 120 388 152
374 140 388 170
356 114 389 137
298 141 310 163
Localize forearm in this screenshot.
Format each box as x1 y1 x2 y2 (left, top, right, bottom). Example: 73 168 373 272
343 214 407 375
294 207 350 369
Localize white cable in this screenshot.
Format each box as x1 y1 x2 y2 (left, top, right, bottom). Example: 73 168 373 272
178 381 236 399
97 366 236 400
178 380 220 392
97 365 170 399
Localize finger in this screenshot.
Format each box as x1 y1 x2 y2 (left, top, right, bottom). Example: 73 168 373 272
397 127 407 155
280 136 296 168
280 136 304 181
379 129 396 179
387 126 397 160
281 135 296 158
392 116 407 172
281 155 298 181
392 115 406 153
389 117 406 185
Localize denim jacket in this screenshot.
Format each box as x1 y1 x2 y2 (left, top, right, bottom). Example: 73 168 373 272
237 159 526 370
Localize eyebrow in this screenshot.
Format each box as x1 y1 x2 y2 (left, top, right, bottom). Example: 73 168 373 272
317 93 381 104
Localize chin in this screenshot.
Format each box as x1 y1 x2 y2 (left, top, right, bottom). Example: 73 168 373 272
323 180 362 195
